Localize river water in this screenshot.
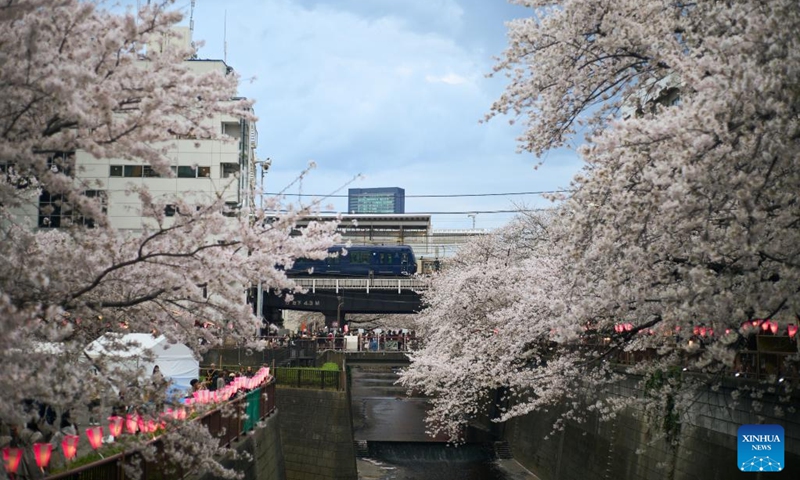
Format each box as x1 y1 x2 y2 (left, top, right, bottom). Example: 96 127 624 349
351 365 537 480
357 442 535 480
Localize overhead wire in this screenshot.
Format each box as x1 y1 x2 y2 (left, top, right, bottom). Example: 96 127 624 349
264 189 569 198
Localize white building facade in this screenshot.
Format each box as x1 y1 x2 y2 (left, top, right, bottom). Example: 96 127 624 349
35 30 258 231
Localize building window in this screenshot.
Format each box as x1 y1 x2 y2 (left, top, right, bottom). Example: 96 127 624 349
39 189 106 228
221 163 239 178
78 190 107 228
177 166 196 178
111 164 173 177
124 165 143 177
38 191 66 228
176 166 211 178
143 166 161 177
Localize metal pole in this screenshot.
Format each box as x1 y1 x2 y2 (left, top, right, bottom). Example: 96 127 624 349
256 281 263 335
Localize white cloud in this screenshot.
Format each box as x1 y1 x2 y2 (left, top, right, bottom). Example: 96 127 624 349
425 73 469 85
187 0 583 229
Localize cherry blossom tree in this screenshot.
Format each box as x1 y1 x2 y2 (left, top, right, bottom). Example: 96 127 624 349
403 0 799 441
0 1 337 476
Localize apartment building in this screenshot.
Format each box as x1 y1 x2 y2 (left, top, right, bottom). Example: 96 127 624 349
36 29 258 231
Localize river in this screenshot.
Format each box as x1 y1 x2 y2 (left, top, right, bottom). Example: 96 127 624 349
357 442 537 480
351 365 537 479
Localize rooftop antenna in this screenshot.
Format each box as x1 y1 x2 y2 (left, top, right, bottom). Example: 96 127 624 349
189 0 196 50
223 10 228 63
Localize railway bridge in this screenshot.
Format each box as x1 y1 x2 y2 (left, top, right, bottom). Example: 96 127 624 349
261 277 427 328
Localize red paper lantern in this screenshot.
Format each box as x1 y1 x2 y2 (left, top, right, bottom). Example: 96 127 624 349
752 319 761 328
770 322 779 334
788 325 798 339
126 414 139 434
699 327 707 337
761 320 771 331
86 426 103 450
61 435 79 461
33 442 53 470
108 416 123 438
2 447 22 474
624 323 633 332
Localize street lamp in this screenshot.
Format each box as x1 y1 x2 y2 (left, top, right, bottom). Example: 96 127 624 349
254 157 272 210
467 213 477 229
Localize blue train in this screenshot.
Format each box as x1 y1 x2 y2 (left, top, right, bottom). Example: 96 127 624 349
287 244 417 276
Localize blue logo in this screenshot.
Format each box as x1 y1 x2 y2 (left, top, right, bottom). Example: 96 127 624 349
738 424 784 472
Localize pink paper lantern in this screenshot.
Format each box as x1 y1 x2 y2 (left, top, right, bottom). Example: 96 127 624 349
3 447 22 474
86 426 103 450
33 442 53 470
61 434 79 461
770 322 779 334
126 414 139 434
788 324 797 339
108 416 123 438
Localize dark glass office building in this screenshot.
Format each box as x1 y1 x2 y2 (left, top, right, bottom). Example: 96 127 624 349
348 187 405 214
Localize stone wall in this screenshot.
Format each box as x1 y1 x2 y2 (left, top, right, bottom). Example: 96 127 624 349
276 388 357 480
505 376 799 480
195 413 286 480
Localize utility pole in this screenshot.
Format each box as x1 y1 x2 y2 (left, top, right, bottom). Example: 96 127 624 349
467 213 477 229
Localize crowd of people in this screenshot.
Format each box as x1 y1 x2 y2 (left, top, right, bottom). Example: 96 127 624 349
260 328 418 352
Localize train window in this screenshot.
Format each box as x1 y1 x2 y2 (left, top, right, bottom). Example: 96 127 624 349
327 253 340 265
350 251 370 264
401 253 408 263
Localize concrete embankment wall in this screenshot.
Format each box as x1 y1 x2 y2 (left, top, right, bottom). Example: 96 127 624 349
276 388 358 480
195 413 286 480
504 376 799 480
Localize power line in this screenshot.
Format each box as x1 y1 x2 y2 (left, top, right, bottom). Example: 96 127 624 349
264 189 569 199
271 208 551 215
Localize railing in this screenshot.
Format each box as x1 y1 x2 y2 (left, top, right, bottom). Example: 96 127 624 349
274 367 341 390
566 337 799 381
291 277 428 293
44 379 277 480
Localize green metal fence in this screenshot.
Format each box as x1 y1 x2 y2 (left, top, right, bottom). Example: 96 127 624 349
274 367 341 390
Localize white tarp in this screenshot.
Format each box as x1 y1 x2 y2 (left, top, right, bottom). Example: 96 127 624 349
85 333 198 392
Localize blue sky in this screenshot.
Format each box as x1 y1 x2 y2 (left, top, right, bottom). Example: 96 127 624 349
176 0 583 229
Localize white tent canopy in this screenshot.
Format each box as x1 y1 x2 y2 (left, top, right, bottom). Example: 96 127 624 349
85 333 199 392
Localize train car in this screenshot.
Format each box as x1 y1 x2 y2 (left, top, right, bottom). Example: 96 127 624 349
287 244 417 276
